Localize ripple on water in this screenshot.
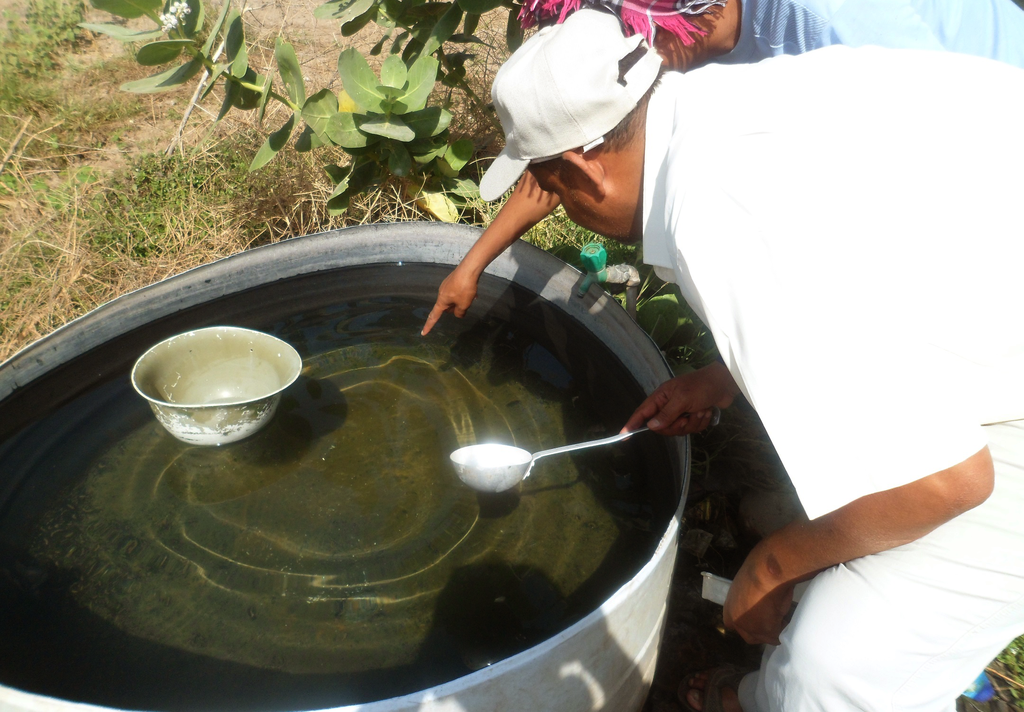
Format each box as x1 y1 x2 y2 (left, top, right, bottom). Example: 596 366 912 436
1 296 668 707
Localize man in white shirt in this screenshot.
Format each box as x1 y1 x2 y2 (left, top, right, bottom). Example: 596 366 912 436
421 0 1024 337
474 9 1024 712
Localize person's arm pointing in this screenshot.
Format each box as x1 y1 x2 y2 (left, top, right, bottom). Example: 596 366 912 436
422 172 560 336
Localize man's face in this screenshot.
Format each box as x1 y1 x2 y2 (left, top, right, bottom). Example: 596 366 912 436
529 154 644 244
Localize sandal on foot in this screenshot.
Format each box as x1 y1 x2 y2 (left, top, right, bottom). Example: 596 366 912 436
678 664 752 712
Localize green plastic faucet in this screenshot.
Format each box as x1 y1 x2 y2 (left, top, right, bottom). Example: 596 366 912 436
578 242 608 296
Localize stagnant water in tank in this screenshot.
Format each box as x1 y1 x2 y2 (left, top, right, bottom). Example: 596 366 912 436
0 272 675 712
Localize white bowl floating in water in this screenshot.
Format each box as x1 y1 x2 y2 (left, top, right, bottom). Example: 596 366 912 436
130 326 302 446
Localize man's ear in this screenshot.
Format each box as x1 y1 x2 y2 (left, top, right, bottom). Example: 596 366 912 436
560 149 607 198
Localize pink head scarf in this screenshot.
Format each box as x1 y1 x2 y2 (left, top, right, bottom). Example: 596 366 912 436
518 0 727 46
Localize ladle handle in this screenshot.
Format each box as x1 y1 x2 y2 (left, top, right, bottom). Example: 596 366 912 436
531 427 649 463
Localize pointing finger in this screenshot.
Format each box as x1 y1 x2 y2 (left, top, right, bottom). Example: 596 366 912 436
421 304 445 336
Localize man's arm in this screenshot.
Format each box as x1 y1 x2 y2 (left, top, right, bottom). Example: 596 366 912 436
421 172 560 335
621 361 741 435
724 446 995 644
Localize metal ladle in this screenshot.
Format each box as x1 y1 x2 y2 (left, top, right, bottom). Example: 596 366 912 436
450 427 649 493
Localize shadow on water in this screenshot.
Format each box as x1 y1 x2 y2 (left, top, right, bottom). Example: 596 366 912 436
0 543 650 712
415 560 650 711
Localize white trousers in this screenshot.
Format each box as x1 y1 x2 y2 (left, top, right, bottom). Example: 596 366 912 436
737 420 1024 712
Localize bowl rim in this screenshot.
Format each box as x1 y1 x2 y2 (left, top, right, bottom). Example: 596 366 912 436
130 325 302 409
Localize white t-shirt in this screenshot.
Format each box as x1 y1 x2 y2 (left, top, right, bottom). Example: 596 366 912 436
642 46 1024 519
718 0 1024 68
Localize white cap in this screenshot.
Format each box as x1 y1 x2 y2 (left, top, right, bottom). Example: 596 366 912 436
479 8 663 201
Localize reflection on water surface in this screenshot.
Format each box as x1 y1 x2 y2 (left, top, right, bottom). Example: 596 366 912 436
0 288 672 711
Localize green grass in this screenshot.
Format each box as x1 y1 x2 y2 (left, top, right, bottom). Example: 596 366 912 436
0 0 85 80
995 640 1024 707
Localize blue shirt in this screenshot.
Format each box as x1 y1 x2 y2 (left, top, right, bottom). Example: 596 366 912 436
718 0 1024 68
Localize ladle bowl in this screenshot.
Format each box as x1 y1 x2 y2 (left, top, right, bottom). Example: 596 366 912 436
451 428 649 492
131 326 302 445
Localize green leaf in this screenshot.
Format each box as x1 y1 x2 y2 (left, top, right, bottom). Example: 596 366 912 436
444 138 473 171
295 124 326 152
406 2 449 21
448 33 486 44
325 164 353 214
120 57 204 92
301 89 339 142
78 22 163 42
341 7 375 36
380 55 407 89
325 163 351 193
404 106 450 138
409 130 448 149
637 293 684 348
386 142 412 176
394 53 437 113
275 38 305 107
180 0 203 38
249 114 296 171
325 160 377 215
217 79 238 120
390 29 410 55
506 9 523 52
225 10 247 78
327 197 350 216
327 197 349 216
257 76 273 123
313 0 372 22
342 144 377 157
357 113 415 142
442 176 480 200
401 37 425 64
423 3 462 56
200 63 227 100
325 111 373 148
378 85 404 102
89 0 161 20
230 69 263 109
463 11 479 35
136 39 192 66
375 12 395 31
337 47 384 113
411 142 448 164
201 0 232 54
408 132 447 150
436 156 459 178
350 160 381 192
456 0 503 13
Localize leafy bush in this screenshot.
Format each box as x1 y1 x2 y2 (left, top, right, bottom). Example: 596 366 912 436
82 0 518 219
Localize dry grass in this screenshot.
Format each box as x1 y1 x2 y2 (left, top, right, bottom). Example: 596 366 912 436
0 0 511 362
